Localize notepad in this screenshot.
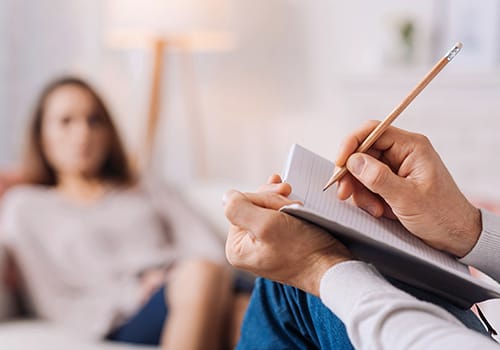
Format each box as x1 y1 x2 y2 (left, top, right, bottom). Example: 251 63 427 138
280 144 500 308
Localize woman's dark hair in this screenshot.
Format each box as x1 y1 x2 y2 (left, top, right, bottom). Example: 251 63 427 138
23 76 135 186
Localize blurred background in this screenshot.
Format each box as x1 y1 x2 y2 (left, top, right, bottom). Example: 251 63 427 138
1 0 500 197
1 1 500 346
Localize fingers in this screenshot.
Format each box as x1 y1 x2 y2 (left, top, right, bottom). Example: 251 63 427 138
335 120 432 174
224 190 299 235
258 173 292 196
336 148 381 200
257 182 292 196
243 191 301 210
337 165 399 219
335 120 380 167
382 202 398 220
224 191 278 235
346 153 409 203
337 173 355 200
350 179 386 217
267 174 282 184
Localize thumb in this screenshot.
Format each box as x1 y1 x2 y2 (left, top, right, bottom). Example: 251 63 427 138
346 153 406 202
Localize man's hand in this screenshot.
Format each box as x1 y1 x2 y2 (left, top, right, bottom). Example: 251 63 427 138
336 120 481 257
224 175 352 296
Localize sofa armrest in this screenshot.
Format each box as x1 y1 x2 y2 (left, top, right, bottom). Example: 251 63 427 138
0 248 16 321
180 181 253 239
0 169 24 199
0 170 23 321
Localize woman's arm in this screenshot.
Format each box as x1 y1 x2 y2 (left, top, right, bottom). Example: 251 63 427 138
147 181 226 264
321 261 499 350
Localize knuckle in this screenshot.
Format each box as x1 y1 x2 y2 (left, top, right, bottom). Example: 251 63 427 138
223 196 240 220
258 191 272 206
366 165 388 190
365 119 380 128
414 133 431 147
266 191 283 205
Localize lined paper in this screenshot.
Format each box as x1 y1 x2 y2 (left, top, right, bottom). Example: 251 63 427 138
282 144 471 277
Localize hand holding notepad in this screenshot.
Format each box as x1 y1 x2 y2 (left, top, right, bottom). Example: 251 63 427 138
281 144 500 308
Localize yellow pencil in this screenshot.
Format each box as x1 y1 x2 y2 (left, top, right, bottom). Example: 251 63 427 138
323 42 463 192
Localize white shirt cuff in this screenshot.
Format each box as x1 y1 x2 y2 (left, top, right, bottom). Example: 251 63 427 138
319 260 397 321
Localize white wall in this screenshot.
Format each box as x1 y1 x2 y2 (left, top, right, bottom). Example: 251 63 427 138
1 0 148 164
1 1 500 199
190 0 500 200
0 0 10 167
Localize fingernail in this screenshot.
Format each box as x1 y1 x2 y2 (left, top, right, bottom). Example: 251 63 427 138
347 154 365 176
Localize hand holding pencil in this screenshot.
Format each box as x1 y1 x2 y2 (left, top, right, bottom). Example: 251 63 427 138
323 42 463 191
320 42 483 257
331 119 482 258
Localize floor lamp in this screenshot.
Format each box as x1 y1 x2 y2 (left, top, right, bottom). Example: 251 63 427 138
105 0 234 178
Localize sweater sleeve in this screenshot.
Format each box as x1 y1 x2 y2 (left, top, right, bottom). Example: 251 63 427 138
144 179 226 265
460 209 500 281
320 261 498 350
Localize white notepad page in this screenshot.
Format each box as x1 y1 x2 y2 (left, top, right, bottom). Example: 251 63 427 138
281 144 480 281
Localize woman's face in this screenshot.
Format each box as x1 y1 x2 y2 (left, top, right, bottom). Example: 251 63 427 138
41 85 111 179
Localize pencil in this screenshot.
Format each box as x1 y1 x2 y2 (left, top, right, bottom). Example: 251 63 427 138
322 42 463 192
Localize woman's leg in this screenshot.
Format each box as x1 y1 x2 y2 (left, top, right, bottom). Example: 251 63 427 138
162 259 232 350
227 292 251 349
107 286 168 345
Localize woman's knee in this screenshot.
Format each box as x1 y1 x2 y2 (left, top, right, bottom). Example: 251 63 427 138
168 259 231 304
173 259 229 282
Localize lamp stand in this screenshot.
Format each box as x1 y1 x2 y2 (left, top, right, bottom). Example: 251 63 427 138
144 38 166 168
141 37 207 180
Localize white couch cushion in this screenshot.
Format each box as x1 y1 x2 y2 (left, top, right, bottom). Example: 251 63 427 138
0 320 156 349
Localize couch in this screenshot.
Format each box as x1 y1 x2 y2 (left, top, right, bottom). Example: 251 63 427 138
0 176 232 349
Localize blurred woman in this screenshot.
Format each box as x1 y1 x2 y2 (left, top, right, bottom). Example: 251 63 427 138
0 77 248 349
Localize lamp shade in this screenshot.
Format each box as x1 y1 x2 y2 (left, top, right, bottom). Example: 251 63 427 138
105 0 234 50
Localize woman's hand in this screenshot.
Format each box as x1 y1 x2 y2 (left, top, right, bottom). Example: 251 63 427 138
139 268 165 304
224 175 353 297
